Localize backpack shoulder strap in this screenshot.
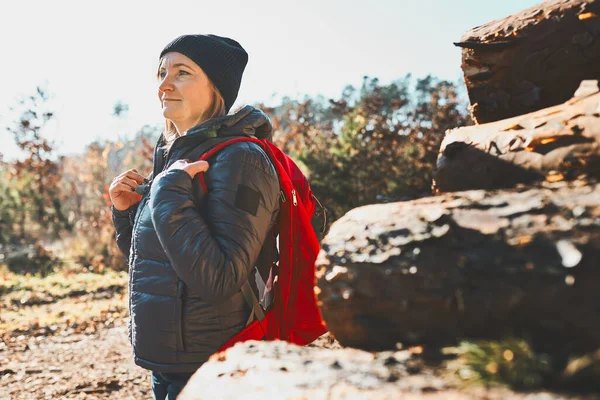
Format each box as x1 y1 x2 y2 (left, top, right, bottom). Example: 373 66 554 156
196 137 265 192
241 280 266 324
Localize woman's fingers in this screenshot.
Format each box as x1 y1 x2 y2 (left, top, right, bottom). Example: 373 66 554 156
165 159 209 178
120 176 140 189
123 172 146 184
112 182 137 194
109 170 144 210
183 160 210 178
111 175 141 190
171 159 188 168
194 160 210 171
188 160 210 173
116 169 146 184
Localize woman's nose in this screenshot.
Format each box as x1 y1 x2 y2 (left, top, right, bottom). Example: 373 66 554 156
158 76 174 94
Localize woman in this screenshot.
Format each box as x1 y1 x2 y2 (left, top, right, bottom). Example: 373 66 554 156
109 34 280 399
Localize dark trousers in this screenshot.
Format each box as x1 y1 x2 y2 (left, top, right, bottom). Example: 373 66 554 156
151 371 195 400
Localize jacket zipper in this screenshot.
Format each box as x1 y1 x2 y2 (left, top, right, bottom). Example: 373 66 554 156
162 133 200 170
128 195 149 347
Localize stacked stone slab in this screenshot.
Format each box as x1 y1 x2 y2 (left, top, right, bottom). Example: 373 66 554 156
455 0 600 124
315 180 600 353
433 81 600 193
316 0 600 354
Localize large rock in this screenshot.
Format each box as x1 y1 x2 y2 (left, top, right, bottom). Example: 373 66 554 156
180 340 587 400
178 340 449 399
316 180 600 353
179 340 600 399
433 81 600 193
455 0 600 124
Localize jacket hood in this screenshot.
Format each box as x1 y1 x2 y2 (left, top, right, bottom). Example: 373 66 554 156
185 105 273 141
150 106 273 182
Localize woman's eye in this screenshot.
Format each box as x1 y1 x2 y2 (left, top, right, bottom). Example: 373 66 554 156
158 70 189 79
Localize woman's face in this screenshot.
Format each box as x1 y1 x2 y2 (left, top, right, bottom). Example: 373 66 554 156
158 52 213 132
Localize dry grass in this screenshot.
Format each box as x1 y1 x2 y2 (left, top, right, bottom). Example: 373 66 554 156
0 265 128 337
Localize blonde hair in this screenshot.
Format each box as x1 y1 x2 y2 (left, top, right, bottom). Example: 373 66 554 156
158 64 227 150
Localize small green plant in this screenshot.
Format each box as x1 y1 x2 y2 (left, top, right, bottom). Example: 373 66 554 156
444 338 553 390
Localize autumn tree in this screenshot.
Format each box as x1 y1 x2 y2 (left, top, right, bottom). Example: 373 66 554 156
261 75 472 231
58 117 158 271
3 86 69 241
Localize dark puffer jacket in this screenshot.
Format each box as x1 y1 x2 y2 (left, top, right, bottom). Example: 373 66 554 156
112 106 280 373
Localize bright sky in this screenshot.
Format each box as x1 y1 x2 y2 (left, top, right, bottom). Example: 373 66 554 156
0 0 540 160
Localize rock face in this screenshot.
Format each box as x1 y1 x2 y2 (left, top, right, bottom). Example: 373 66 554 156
181 4 600 398
179 340 600 399
178 340 451 400
455 0 600 124
181 339 562 400
315 180 600 353
433 81 600 193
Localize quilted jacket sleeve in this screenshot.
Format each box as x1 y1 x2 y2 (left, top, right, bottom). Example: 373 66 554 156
112 204 139 261
148 142 280 303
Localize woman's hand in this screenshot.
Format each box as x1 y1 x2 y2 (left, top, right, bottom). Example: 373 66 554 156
109 169 146 211
168 159 210 179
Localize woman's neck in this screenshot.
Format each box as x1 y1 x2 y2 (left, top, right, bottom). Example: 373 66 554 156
172 117 203 136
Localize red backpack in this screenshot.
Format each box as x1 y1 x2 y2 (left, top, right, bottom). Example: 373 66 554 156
196 137 328 351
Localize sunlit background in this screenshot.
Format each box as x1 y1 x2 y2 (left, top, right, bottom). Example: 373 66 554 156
0 0 539 160
5 2 600 398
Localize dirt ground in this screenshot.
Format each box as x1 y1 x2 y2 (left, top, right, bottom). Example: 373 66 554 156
1 270 600 400
0 270 151 399
1 324 150 399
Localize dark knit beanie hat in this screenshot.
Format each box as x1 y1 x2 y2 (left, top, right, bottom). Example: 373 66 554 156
159 34 248 113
